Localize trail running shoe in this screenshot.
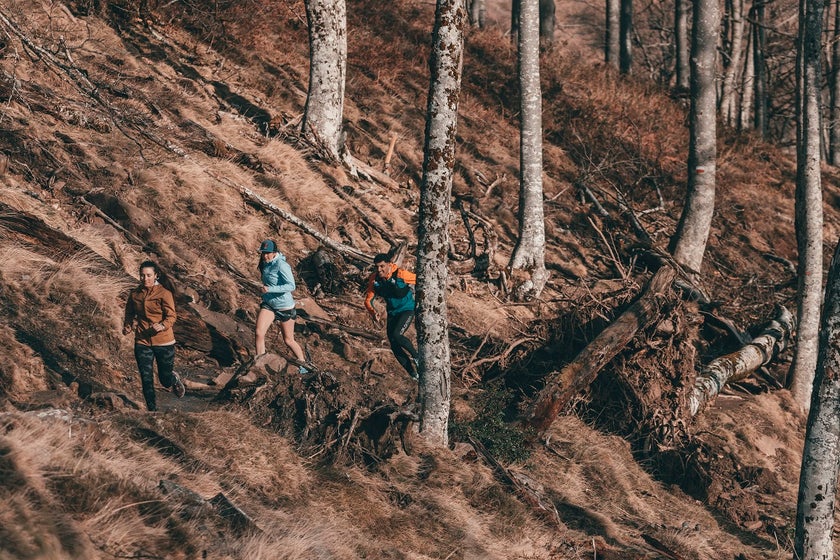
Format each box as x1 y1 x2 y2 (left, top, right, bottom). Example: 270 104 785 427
172 373 186 398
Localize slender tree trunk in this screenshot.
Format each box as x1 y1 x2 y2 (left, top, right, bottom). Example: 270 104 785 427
509 0 548 301
606 0 620 66
674 0 690 91
302 0 347 160
789 0 825 412
740 15 755 130
511 0 520 45
539 0 556 48
469 0 486 28
794 240 840 560
830 0 840 164
721 0 746 125
416 0 465 447
670 0 720 273
619 0 633 74
753 0 769 137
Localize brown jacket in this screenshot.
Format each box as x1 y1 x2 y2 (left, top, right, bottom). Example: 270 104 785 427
123 283 177 346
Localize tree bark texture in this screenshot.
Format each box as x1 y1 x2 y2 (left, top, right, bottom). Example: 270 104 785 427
468 0 486 27
739 18 755 130
674 0 689 90
525 266 675 437
831 0 840 164
794 240 840 560
509 0 548 300
789 0 825 411
752 1 769 137
670 0 719 274
302 0 347 160
688 306 794 416
416 0 466 447
619 0 633 74
721 0 746 125
606 0 620 66
539 0 556 48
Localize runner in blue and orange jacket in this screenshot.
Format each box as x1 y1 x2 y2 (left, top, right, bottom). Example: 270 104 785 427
364 254 419 380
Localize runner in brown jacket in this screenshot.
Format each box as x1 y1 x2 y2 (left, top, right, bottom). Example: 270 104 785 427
123 260 185 411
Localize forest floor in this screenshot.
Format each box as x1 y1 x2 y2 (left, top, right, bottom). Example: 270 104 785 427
0 0 838 558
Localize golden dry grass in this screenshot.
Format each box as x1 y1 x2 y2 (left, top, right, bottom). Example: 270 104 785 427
0 0 827 557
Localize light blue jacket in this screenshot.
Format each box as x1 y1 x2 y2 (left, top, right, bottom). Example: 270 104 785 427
261 253 296 310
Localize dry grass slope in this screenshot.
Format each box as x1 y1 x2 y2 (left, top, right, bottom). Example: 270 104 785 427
0 0 835 558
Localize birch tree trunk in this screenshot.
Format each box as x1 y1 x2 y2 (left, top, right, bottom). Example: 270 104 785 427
539 0 556 48
619 0 633 74
669 0 720 274
830 0 840 164
416 0 465 447
674 0 689 91
606 0 620 67
721 0 746 125
753 0 769 137
688 306 794 416
794 240 840 560
739 17 755 130
789 0 825 411
302 0 347 160
509 0 548 301
469 0 486 28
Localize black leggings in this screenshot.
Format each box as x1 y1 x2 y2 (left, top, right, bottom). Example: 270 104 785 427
134 344 176 411
386 311 417 375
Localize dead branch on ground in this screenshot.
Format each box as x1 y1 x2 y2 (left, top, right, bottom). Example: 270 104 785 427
469 437 563 528
215 177 374 265
328 183 400 248
383 133 397 175
344 153 400 190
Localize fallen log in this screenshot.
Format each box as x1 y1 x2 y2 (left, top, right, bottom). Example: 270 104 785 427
524 266 676 436
688 305 794 416
236 184 374 265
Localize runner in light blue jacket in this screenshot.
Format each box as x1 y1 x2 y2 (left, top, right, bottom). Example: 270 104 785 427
255 239 308 373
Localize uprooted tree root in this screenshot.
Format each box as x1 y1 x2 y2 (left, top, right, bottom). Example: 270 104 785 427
578 299 789 529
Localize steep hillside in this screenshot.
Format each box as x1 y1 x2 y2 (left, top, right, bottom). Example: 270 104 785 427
1 0 838 558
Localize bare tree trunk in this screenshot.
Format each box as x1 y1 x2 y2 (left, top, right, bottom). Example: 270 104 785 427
511 0 520 45
539 0 556 48
739 15 755 130
830 0 840 164
752 0 769 137
509 0 548 301
674 0 690 91
688 306 794 416
670 0 720 274
416 0 466 447
794 240 840 560
789 0 825 411
469 0 486 28
619 0 633 74
302 0 347 160
606 0 620 67
721 0 746 125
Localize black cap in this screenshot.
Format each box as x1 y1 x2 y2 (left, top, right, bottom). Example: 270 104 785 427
259 239 278 253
